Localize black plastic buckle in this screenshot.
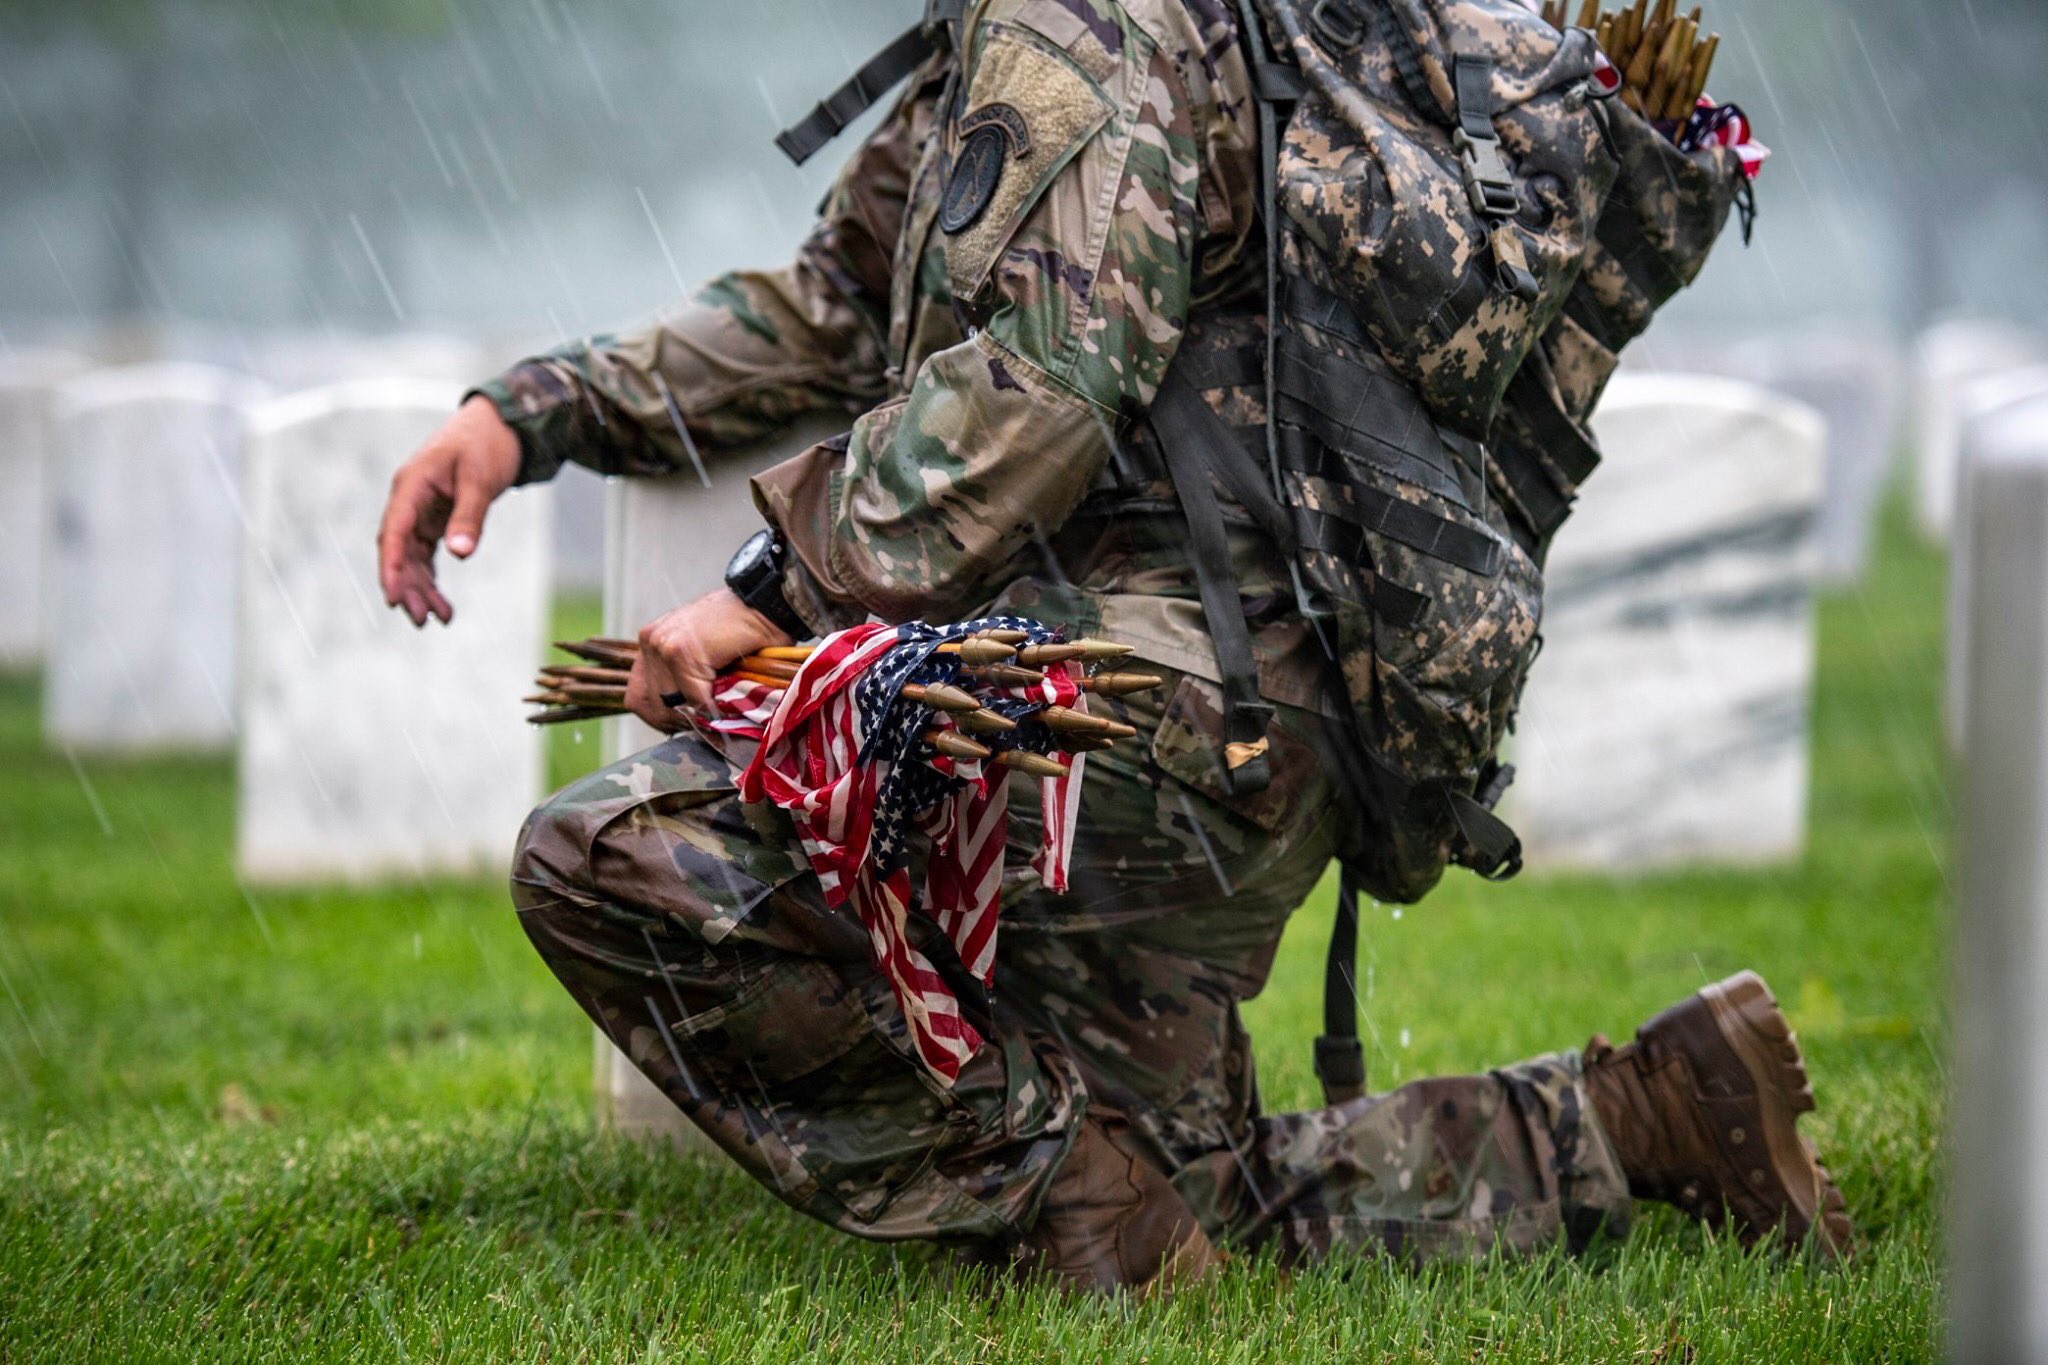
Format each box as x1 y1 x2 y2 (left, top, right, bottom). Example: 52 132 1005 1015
1455 128 1520 218
1309 0 1366 52
1474 759 1516 810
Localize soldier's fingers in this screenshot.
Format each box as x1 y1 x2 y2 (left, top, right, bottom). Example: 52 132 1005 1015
376 479 423 605
399 586 429 628
422 581 454 625
624 657 685 733
445 462 494 559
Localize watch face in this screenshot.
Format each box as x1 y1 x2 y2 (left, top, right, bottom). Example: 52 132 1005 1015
727 530 772 584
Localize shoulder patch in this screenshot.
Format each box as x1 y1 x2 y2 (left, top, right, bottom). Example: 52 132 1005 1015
957 102 1034 159
939 123 1010 234
941 25 1115 299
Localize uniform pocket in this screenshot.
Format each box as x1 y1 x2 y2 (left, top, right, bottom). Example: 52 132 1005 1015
1148 674 1325 835
662 956 871 1089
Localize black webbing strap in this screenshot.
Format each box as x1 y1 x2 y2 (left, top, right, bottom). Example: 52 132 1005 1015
1453 54 1497 144
1153 370 1276 796
1315 867 1367 1105
1239 0 1330 644
1591 197 1694 307
1273 332 1474 507
774 24 936 166
1489 364 1602 546
1491 431 1575 547
1503 365 1601 486
1167 340 1266 394
1296 493 1504 577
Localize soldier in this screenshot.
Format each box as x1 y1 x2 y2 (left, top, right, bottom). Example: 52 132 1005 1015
375 0 1848 1291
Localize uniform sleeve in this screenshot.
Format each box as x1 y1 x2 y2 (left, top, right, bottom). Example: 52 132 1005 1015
476 67 942 487
753 1 1240 629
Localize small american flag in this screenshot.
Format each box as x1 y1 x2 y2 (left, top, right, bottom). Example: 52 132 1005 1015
1682 98 1768 178
719 617 1087 1087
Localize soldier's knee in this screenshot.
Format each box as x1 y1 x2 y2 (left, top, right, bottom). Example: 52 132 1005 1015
509 787 595 909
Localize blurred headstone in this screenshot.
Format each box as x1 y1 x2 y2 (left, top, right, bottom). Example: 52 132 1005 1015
1626 330 1901 584
1948 387 2048 1365
1509 375 1824 871
0 349 90 668
593 412 843 1153
1913 319 2048 543
46 363 269 752
1943 366 2048 751
1726 333 1901 584
246 332 486 395
553 465 609 595
235 382 550 882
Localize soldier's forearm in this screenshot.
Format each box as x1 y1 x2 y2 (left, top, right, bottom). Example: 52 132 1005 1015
478 263 890 487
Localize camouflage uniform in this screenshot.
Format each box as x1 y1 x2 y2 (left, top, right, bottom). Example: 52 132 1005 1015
486 0 1633 1260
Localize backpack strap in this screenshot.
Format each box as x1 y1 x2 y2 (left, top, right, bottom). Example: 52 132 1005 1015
1240 1 1334 641
1314 866 1368 1105
1449 54 1541 300
773 0 965 166
1151 370 1278 797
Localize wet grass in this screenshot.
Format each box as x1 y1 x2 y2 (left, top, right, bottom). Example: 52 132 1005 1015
0 506 1946 1360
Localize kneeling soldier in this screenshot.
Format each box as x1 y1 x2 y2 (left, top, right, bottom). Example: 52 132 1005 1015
376 0 1847 1290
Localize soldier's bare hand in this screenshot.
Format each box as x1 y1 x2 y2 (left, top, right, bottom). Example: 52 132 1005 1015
627 588 794 729
376 394 522 627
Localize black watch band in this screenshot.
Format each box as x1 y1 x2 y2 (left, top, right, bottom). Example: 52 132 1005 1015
725 529 808 639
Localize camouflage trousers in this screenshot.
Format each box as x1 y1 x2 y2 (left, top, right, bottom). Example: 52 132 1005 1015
511 661 1633 1261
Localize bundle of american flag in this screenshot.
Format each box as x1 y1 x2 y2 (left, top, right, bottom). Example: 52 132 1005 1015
526 618 1162 1087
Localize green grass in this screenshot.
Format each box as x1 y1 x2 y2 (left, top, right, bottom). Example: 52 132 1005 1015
0 513 1948 1361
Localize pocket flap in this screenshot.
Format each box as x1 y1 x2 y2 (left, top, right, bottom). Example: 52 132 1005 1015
1148 675 1319 834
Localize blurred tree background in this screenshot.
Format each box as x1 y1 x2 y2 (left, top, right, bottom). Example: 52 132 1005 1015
0 0 2041 349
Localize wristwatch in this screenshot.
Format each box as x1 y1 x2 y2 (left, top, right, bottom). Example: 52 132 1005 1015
724 529 808 639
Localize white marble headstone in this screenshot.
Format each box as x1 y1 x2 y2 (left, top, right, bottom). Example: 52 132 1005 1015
236 381 551 883
0 349 90 668
1913 319 2047 543
552 465 610 595
1509 375 1825 871
1625 330 1901 585
248 332 486 395
1944 367 2048 752
46 363 270 751
1946 387 2048 1365
593 412 845 1151
1724 333 1901 585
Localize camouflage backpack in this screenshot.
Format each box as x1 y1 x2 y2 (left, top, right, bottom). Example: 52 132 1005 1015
1144 0 1751 1098
1157 0 1748 893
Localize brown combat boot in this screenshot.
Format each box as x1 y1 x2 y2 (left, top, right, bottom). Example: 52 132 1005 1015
1009 1115 1223 1294
1585 970 1854 1260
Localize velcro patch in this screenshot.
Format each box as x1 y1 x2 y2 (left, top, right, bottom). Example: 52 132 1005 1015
956 102 1034 158
941 26 1113 300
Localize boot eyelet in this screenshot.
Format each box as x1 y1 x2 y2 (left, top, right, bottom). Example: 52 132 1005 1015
1749 1169 1767 1185
1729 1127 1746 1144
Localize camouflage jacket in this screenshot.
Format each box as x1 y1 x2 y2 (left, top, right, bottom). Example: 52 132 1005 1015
479 0 1338 712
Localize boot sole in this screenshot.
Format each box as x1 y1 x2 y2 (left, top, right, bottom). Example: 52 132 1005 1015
1697 970 1854 1260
